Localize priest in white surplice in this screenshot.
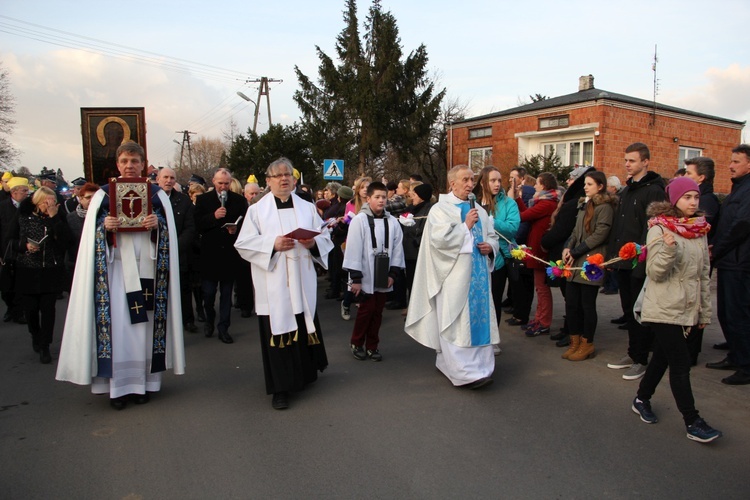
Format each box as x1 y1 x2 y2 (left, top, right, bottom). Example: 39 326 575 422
405 165 500 389
56 142 185 410
234 158 333 410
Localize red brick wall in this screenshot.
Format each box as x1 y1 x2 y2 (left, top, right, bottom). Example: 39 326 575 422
452 102 742 194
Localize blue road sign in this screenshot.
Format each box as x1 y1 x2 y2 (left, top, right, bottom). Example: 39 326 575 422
323 159 344 180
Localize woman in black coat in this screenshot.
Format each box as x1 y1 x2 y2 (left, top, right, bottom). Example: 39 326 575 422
16 186 71 363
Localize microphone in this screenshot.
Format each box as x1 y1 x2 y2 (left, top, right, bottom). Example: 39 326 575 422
468 193 476 210
219 190 227 208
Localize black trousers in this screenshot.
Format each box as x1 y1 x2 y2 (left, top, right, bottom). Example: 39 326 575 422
617 269 653 365
509 268 534 323
234 262 254 313
23 293 56 347
490 265 509 325
180 270 194 325
637 322 700 426
564 281 600 342
202 279 234 333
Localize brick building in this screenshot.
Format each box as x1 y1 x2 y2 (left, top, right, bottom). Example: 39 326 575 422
449 75 744 193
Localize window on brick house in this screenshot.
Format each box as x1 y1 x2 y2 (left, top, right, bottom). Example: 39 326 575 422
539 116 569 130
543 140 594 166
678 146 702 168
469 147 492 172
469 127 492 139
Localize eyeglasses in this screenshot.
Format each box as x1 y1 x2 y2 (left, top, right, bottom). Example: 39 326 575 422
267 173 293 179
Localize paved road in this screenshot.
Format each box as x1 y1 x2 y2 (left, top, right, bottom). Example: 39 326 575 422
1 276 748 499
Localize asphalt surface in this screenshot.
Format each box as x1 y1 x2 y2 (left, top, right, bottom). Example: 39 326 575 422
1 275 748 499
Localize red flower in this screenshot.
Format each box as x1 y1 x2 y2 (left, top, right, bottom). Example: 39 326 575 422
619 242 637 260
586 253 604 266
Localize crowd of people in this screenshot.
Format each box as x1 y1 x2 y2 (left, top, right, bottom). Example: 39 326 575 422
1 140 749 443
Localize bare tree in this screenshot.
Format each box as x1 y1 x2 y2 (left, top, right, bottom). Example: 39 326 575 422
173 136 227 186
0 61 19 167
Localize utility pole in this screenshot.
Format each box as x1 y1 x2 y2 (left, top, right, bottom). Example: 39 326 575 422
651 45 659 127
175 130 197 170
244 76 282 132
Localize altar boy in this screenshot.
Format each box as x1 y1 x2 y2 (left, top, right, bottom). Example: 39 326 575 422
343 182 404 361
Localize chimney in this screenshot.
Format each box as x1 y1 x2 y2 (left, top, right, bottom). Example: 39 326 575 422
579 75 595 91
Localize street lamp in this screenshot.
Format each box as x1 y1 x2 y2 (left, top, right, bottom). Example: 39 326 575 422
237 91 259 134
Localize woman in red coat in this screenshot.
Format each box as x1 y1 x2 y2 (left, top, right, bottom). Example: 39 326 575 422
513 172 559 336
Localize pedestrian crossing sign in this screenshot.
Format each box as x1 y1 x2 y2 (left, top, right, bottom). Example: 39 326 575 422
323 159 344 180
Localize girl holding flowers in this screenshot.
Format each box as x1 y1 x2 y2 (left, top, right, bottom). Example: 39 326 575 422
630 177 721 443
561 171 616 360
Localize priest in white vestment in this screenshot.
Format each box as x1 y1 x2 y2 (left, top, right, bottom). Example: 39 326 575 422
234 157 333 410
405 165 500 388
56 142 185 410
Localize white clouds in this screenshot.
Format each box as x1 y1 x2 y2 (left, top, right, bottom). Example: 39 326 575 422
661 64 750 124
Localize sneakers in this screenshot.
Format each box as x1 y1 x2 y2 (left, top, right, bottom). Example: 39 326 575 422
686 418 723 443
607 355 632 370
623 363 647 380
367 349 383 362
631 397 658 424
521 320 539 330
351 344 367 360
492 344 502 356
525 325 550 337
341 302 351 321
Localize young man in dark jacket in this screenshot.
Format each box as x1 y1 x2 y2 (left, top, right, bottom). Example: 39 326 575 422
605 143 667 381
706 144 750 385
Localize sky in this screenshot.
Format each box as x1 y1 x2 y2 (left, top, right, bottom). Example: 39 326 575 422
1 0 749 181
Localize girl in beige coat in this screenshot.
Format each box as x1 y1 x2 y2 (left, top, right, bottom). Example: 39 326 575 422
630 177 722 443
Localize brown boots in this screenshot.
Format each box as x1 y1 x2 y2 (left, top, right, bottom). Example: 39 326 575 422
562 335 580 359
562 335 595 361
568 338 595 361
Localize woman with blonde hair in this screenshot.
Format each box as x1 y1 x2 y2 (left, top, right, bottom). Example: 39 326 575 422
17 186 71 363
345 177 372 216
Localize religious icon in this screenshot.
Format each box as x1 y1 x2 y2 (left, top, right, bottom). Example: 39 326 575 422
109 177 152 232
81 108 147 185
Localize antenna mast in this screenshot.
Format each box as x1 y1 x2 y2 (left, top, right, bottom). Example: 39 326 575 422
651 45 659 126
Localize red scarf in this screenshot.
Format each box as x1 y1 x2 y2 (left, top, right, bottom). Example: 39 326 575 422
647 215 710 239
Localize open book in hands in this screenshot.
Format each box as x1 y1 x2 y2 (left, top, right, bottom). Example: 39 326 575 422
222 215 243 229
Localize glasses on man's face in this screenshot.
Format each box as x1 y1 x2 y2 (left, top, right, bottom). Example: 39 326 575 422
268 173 293 179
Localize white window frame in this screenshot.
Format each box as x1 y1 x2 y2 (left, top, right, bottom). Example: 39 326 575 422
469 147 493 172
678 146 702 169
469 127 492 139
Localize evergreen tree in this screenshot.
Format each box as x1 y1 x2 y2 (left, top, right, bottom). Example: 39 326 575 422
294 0 444 181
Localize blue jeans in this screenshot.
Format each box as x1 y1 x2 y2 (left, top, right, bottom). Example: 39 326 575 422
202 279 234 334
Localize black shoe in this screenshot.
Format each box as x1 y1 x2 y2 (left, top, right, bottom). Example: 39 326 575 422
132 393 151 404
351 344 367 361
706 357 738 370
506 317 525 326
462 377 493 390
500 298 512 308
272 392 289 410
721 370 750 385
550 330 567 341
3 311 11 322
611 316 627 324
367 349 383 361
204 324 215 337
218 331 234 344
39 347 52 364
184 323 198 333
618 323 629 330
502 306 514 314
110 396 128 410
555 335 570 347
713 342 729 350
196 312 206 322
241 309 254 318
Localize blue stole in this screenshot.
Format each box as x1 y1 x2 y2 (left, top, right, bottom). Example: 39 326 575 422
94 185 170 377
458 202 491 346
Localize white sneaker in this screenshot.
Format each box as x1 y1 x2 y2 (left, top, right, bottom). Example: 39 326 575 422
607 355 632 369
623 363 647 380
493 344 502 356
340 302 351 321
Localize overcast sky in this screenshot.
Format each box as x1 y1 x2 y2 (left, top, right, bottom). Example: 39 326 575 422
1 0 748 180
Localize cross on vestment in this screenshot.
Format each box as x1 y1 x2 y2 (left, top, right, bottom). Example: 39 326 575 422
131 302 143 314
143 289 152 301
